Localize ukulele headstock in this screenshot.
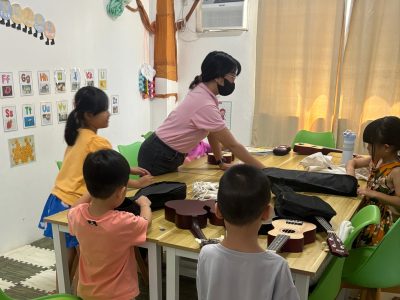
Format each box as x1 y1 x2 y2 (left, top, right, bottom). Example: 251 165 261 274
327 232 349 257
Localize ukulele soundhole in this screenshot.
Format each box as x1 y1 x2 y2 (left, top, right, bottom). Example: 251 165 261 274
282 229 296 234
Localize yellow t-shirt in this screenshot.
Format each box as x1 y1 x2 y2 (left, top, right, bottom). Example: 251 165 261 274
52 129 112 206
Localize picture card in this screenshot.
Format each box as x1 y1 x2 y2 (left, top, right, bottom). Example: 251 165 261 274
56 100 68 123
40 102 53 126
19 71 33 96
8 135 36 167
0 72 14 98
84 69 95 87
54 69 66 93
22 104 36 128
2 105 18 131
38 71 51 95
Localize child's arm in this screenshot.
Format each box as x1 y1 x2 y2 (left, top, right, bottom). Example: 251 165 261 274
346 156 371 176
72 193 91 207
127 175 154 189
358 168 400 208
135 195 152 227
130 167 151 176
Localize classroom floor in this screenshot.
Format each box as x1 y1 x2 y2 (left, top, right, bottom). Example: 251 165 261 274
0 238 198 299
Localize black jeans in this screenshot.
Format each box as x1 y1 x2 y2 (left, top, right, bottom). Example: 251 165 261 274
138 133 186 176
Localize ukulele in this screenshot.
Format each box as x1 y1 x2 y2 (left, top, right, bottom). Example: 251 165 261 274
293 143 342 156
315 216 349 257
164 199 224 247
207 152 234 165
267 219 316 253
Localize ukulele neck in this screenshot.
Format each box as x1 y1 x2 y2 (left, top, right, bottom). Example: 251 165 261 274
267 234 290 253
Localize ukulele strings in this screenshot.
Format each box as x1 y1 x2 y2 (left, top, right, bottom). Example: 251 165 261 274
268 234 290 252
315 216 335 233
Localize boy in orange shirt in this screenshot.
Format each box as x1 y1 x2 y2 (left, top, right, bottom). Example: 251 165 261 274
68 149 152 300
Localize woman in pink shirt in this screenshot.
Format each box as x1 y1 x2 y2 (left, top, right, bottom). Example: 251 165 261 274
138 51 265 175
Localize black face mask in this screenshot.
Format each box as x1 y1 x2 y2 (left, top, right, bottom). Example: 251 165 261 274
217 79 235 96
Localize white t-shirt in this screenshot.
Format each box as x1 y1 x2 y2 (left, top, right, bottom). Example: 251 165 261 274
197 244 300 300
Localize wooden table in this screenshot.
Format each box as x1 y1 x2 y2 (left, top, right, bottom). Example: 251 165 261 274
44 171 217 300
45 152 361 300
161 153 361 300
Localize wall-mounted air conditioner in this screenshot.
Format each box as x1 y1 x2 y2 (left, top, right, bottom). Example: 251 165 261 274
196 0 248 33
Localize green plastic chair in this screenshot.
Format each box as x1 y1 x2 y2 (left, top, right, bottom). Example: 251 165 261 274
141 131 153 140
56 161 63 170
117 141 142 179
0 288 81 300
291 130 336 149
342 217 400 289
308 205 381 300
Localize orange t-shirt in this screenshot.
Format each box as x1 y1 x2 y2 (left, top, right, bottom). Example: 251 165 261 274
68 204 148 300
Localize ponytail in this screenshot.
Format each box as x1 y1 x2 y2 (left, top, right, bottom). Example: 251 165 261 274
64 109 81 146
189 75 202 89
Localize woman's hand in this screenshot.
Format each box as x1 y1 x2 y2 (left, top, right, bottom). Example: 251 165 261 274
357 187 376 198
131 167 151 176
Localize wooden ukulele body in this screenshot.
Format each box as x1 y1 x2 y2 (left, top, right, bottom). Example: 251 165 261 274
267 219 316 253
293 143 342 156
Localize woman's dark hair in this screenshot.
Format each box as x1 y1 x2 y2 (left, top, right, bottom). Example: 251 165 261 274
64 86 109 146
83 149 130 199
217 164 271 225
189 51 241 89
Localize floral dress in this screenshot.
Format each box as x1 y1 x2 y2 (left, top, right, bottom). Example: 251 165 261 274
356 160 400 247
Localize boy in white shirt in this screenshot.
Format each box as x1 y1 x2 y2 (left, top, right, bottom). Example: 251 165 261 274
197 164 299 300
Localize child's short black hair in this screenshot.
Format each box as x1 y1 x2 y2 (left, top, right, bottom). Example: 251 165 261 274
217 164 271 225
83 149 130 199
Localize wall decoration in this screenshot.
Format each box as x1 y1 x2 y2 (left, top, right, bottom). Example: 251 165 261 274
0 0 12 27
40 102 52 126
19 71 33 96
33 13 45 39
37 71 50 95
11 3 22 30
98 69 107 90
2 105 18 131
70 68 81 92
54 70 66 93
84 69 95 86
0 72 14 98
56 100 68 123
111 95 119 115
219 101 232 129
22 103 35 128
22 7 34 34
139 64 155 99
8 135 36 167
44 20 55 45
112 0 200 100
0 2 56 45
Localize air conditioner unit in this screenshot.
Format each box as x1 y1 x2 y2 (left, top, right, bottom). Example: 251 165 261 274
196 0 248 33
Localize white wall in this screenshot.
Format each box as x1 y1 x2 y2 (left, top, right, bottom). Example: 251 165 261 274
0 0 151 253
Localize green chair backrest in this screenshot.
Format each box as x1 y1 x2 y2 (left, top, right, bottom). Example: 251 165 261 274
342 217 400 288
56 161 63 170
117 141 142 180
291 130 336 149
308 205 380 300
0 288 81 300
141 131 153 140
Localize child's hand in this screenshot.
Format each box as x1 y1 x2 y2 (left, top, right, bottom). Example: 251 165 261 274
357 187 377 198
135 195 151 207
131 167 151 176
137 175 154 188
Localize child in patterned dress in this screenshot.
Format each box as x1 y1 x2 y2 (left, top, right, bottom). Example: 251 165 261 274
346 116 400 246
